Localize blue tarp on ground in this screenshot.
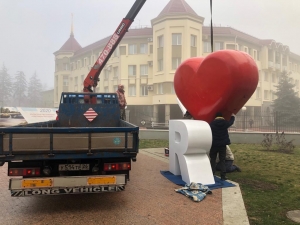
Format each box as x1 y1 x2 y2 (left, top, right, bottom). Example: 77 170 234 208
160 170 236 190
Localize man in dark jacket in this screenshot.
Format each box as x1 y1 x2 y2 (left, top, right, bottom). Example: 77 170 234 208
209 112 235 180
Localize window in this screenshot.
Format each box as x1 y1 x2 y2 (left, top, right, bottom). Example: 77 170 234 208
63 63 69 71
120 46 126 55
140 85 148 96
215 42 223 51
113 85 118 91
128 85 136 96
63 76 68 86
226 44 236 50
257 51 260 61
113 67 118 78
172 33 182 45
77 60 81 69
74 77 78 86
150 45 153 54
191 35 197 47
244 46 248 53
140 43 148 54
113 46 119 57
268 49 273 61
256 87 260 99
275 52 280 64
272 91 276 100
129 44 137 54
264 73 268 81
158 35 164 48
249 48 253 57
171 84 175 94
91 55 95 65
272 74 276 83
172 57 181 70
84 58 87 67
104 87 109 92
203 42 211 53
81 75 84 83
157 83 163 94
264 90 269 100
104 69 109 79
158 59 163 71
253 50 257 61
128 65 136 76
140 65 148 76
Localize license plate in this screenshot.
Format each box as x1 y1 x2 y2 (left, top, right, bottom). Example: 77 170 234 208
59 164 90 171
87 176 116 185
22 179 53 188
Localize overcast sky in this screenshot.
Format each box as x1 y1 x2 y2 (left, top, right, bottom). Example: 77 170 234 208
1 0 299 89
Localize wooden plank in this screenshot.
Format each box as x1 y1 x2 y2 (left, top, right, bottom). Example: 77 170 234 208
53 133 89 151
4 134 50 152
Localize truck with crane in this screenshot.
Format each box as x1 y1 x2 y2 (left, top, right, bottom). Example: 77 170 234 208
0 0 146 197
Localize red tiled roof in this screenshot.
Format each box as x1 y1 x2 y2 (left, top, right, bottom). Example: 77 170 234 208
55 34 82 53
203 26 262 45
157 0 198 17
74 28 153 56
68 24 297 58
202 26 291 52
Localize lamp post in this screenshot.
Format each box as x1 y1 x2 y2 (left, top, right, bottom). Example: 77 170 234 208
242 107 247 132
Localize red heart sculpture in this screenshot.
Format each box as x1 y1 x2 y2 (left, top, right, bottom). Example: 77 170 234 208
174 50 259 123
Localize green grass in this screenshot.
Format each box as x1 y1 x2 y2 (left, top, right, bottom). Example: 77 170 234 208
139 140 300 225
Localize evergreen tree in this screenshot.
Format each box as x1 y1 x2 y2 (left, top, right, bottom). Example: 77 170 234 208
27 72 42 107
0 64 13 107
272 71 300 125
13 71 28 106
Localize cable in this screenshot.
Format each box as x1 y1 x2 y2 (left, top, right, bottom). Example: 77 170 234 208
210 0 213 52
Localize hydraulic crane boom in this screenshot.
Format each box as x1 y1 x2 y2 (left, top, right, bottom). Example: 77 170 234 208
83 0 147 103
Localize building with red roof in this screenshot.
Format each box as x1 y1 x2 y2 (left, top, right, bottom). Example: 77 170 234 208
54 0 300 126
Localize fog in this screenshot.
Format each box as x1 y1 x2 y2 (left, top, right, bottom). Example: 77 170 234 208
0 0 299 89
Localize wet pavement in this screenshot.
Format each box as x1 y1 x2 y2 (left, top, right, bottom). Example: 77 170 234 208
0 149 224 225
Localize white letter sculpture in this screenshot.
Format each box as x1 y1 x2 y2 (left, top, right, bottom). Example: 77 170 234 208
169 120 215 185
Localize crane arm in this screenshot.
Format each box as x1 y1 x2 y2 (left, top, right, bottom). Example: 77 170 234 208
83 0 147 100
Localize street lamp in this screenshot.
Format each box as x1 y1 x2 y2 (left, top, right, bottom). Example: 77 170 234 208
242 107 247 132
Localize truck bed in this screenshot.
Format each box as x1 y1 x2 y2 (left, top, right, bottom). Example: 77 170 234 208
0 119 139 161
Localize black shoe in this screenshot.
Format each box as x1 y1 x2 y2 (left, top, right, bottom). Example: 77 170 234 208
221 176 228 181
235 166 242 172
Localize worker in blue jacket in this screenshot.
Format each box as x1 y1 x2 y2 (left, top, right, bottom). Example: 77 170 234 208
209 112 235 180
